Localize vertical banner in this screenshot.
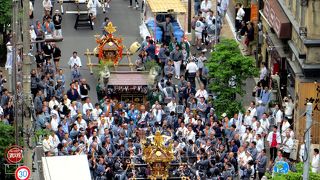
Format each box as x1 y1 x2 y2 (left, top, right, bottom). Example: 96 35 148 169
250 3 259 23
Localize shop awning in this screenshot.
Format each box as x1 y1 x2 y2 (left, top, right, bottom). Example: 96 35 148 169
146 0 186 13
263 0 291 39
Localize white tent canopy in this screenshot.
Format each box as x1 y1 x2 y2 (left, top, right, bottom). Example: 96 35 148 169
42 155 91 180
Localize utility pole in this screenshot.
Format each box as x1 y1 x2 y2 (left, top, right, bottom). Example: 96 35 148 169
303 102 312 180
12 0 19 145
22 0 33 173
214 0 218 46
187 0 191 33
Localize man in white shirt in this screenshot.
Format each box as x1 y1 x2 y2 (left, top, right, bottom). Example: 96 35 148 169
87 0 102 25
88 131 101 147
152 104 164 123
235 3 245 32
255 134 264 153
82 97 94 114
243 110 252 127
69 101 78 117
281 117 291 137
195 17 205 50
251 116 258 131
186 59 199 74
259 113 270 134
200 0 212 17
206 10 215 26
75 115 87 130
186 58 199 87
51 105 61 123
50 114 59 132
248 101 257 118
195 84 208 101
92 103 102 120
185 125 196 142
68 51 82 77
68 51 82 67
42 135 51 155
97 118 109 137
48 96 59 110
283 97 294 121
42 0 52 14
259 62 268 82
312 148 320 173
281 131 294 159
176 122 188 137
267 126 281 160
49 131 60 155
219 0 229 17
273 104 283 127
255 121 264 135
167 99 177 113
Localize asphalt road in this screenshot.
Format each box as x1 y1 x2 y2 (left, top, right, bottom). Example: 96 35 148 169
33 0 142 102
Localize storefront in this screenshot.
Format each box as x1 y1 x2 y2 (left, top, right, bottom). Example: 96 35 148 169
259 0 291 97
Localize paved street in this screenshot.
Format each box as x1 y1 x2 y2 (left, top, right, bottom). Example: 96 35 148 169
33 0 142 101
25 1 255 179
31 1 141 179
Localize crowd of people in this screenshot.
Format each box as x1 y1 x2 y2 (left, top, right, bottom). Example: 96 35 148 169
2 0 320 180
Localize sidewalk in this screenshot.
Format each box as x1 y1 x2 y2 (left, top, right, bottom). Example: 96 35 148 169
179 0 256 107
179 0 235 41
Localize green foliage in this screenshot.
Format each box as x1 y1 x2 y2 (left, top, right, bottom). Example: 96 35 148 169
0 0 12 26
295 162 303 173
0 122 14 157
273 172 302 180
145 60 160 71
93 61 113 79
34 129 51 143
267 162 320 180
206 39 258 117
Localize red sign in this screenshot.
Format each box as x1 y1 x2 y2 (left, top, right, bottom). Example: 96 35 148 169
15 166 31 180
5 145 23 164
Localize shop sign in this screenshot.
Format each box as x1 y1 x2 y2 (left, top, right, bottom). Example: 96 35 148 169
304 85 320 112
263 0 291 39
5 145 23 164
108 85 148 94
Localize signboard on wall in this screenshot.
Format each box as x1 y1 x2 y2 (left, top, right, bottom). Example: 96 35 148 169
263 0 291 39
295 82 320 144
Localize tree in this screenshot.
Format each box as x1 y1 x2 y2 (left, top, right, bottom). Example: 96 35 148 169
206 39 258 117
0 122 15 179
0 0 12 27
0 0 12 63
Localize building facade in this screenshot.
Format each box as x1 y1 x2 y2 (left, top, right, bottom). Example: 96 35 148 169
258 0 320 144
